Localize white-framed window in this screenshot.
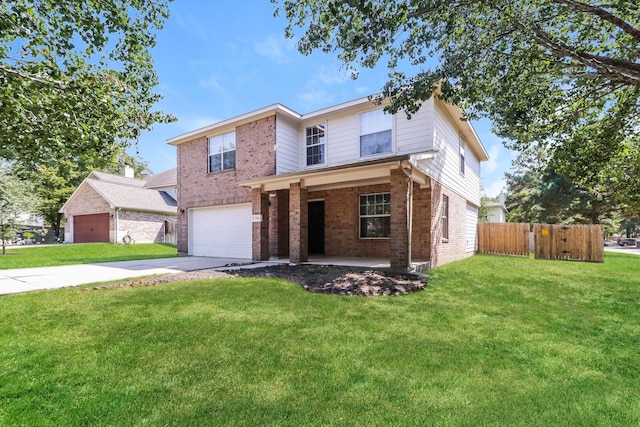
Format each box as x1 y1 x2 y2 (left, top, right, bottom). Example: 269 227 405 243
209 131 236 173
359 193 391 238
306 124 325 166
360 109 392 157
459 135 466 175
442 194 449 240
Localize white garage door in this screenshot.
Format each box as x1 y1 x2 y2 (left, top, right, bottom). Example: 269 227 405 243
190 203 252 258
466 203 478 253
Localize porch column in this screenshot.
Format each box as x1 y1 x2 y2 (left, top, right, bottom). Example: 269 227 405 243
390 169 410 270
289 182 308 263
252 187 270 261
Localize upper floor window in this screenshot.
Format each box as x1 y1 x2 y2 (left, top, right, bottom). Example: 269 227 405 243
306 124 325 166
459 135 466 175
209 131 236 173
360 109 392 157
359 193 391 238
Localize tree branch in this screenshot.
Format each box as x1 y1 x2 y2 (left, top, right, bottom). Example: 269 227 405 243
0 64 68 90
552 0 640 43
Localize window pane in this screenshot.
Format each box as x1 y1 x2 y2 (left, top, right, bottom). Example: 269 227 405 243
360 130 392 156
209 136 222 154
360 109 392 135
360 217 391 238
209 153 222 172
222 132 236 152
223 150 236 170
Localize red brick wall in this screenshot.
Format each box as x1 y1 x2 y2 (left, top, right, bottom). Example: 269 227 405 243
308 184 389 258
430 180 473 267
176 116 277 253
306 182 432 261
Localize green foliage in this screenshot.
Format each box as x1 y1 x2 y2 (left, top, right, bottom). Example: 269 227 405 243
274 0 640 212
0 0 176 168
1 253 638 425
0 167 38 253
0 243 176 269
505 146 616 224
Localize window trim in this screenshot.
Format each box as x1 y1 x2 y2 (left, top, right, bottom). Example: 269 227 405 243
442 194 449 241
359 192 391 239
359 109 393 158
208 131 236 173
459 135 466 176
305 123 326 167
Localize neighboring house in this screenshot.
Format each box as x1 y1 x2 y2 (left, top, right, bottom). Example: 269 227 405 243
59 166 178 244
168 95 489 269
484 193 508 223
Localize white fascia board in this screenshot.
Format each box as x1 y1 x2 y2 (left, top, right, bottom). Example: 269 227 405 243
301 95 385 122
167 104 301 146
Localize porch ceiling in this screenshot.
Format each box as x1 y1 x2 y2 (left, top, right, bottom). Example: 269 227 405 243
239 155 430 192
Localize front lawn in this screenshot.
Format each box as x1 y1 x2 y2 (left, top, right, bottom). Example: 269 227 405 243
0 243 177 269
0 252 638 426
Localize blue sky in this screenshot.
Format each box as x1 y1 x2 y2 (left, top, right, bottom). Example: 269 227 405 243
133 0 515 197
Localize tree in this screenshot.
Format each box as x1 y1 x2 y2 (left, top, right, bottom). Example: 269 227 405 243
9 152 153 240
0 0 175 167
0 168 38 254
505 146 615 224
274 0 640 211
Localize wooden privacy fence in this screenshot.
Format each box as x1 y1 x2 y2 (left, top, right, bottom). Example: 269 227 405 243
477 222 530 257
534 224 604 263
478 222 605 263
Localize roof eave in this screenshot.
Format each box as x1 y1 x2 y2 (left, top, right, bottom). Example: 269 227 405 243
167 104 301 146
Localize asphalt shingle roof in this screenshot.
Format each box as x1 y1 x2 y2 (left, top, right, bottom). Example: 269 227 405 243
83 170 177 214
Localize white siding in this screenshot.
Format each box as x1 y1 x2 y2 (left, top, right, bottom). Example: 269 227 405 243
395 100 435 154
421 101 482 206
276 114 299 174
466 204 478 253
319 114 359 168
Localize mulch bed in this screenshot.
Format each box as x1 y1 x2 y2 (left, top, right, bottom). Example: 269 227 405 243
84 263 429 296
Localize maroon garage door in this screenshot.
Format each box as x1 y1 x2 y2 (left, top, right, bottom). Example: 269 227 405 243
74 213 109 243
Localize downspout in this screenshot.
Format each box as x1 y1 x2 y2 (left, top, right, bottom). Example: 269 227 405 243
399 160 414 270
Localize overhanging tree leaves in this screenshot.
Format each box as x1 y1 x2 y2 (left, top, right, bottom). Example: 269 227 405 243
0 0 175 166
274 0 640 211
0 168 38 254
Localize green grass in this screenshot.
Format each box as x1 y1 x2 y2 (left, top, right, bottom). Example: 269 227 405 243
1 252 638 426
0 243 177 269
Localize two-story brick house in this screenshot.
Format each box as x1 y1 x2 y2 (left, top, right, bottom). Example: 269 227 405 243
168 95 489 269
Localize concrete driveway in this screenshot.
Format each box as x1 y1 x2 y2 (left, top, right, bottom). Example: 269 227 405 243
604 246 640 256
0 256 252 296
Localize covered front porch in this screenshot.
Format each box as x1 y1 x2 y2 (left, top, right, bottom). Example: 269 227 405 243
240 156 434 270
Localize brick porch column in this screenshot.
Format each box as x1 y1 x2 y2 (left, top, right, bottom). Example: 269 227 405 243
289 182 308 263
390 169 409 270
252 187 270 261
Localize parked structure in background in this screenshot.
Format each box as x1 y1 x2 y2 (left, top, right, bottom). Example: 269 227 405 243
59 166 177 245
169 95 489 269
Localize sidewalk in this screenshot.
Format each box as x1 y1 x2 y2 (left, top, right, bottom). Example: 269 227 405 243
0 257 253 296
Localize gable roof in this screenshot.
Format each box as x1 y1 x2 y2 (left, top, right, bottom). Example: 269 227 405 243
166 94 489 163
59 169 177 215
144 167 177 189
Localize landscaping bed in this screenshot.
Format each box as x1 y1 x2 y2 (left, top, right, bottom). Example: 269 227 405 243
85 263 429 296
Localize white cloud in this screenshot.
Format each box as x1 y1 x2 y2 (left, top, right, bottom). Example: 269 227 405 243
254 35 294 64
484 144 504 173
484 179 506 198
297 65 349 109
199 74 223 91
